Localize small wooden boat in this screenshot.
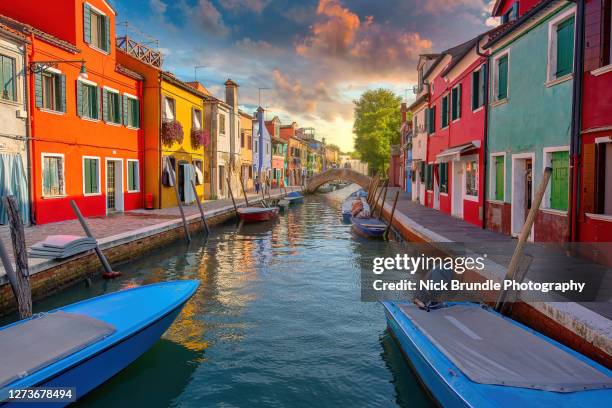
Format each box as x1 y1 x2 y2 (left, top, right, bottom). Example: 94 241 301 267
383 301 612 407
277 199 290 212
285 191 304 204
237 206 279 223
341 190 367 223
351 216 387 238
0 280 199 406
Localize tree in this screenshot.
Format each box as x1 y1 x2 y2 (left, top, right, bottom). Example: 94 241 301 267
353 89 401 175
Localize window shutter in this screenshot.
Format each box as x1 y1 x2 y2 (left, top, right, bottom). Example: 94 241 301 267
104 15 111 52
76 80 83 116
495 156 504 200
97 87 102 119
582 144 596 214
83 3 91 44
135 99 140 128
122 95 128 125
117 94 122 124
512 2 519 20
424 108 429 134
498 56 508 100
84 160 91 193
102 88 108 122
556 17 575 77
550 151 569 211
34 71 42 108
431 106 436 133
93 160 98 192
58 74 66 112
480 65 486 107
457 84 462 118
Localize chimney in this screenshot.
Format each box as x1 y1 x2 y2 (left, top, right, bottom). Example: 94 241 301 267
224 79 238 110
401 102 407 124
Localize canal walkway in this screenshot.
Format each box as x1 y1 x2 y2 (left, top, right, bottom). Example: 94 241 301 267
380 187 612 364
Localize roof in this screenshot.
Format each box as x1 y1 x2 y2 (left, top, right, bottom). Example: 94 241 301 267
162 71 212 100
115 64 144 81
0 21 28 42
484 0 556 49
407 93 429 111
0 14 79 54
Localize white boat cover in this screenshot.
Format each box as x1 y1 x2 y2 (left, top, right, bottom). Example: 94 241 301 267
0 311 116 388
399 304 612 392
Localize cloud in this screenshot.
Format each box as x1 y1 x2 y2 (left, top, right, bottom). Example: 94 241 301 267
219 0 270 13
149 0 167 14
418 0 488 14
193 0 229 36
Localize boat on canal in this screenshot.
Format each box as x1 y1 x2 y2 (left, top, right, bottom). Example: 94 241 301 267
0 280 199 406
351 216 387 238
237 206 280 223
285 191 304 204
382 301 612 408
341 189 367 223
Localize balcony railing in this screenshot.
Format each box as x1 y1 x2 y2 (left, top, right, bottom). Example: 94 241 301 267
116 36 163 68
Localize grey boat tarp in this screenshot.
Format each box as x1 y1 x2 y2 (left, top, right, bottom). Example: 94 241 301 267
399 303 612 392
0 311 116 388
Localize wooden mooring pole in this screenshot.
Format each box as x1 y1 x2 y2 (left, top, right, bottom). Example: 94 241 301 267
384 191 400 241
166 157 191 243
226 177 238 214
70 200 120 279
377 184 388 220
191 180 210 234
495 167 552 314
2 196 31 318
239 175 250 206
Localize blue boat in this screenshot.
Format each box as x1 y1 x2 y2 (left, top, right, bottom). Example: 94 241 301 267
285 191 304 204
351 216 387 238
383 301 612 407
341 189 367 223
0 280 199 406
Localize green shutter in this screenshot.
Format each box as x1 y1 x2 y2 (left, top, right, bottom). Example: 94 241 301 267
556 17 574 77
424 108 429 134
480 65 486 107
35 71 43 108
76 80 83 116
84 159 91 193
441 96 448 128
92 160 98 192
58 74 66 112
550 151 569 211
472 71 479 110
102 88 108 122
497 55 508 100
451 89 457 121
96 87 101 119
104 15 111 52
457 84 461 118
122 95 128 125
430 106 436 133
83 3 91 44
495 156 504 200
440 163 448 193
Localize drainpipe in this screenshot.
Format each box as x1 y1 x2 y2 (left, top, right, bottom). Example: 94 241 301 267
476 40 490 230
568 0 585 242
26 33 36 224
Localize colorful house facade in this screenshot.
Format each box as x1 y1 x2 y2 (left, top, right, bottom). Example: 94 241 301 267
239 110 254 190
484 0 576 241
577 0 612 242
253 107 271 184
0 20 29 224
0 1 144 224
266 116 287 187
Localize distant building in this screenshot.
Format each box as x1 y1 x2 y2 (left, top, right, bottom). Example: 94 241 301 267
253 107 272 183
239 110 254 190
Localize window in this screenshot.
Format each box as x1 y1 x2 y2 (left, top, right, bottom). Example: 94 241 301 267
492 155 505 201
439 162 448 193
248 134 252 149
426 164 433 190
425 106 436 134
218 165 225 191
163 96 175 122
495 54 509 101
0 55 16 101
42 154 65 197
501 2 518 23
441 95 449 128
193 160 204 185
549 13 575 81
127 160 140 192
417 67 424 93
83 157 100 195
240 129 245 148
594 141 612 215
124 96 140 128
37 70 65 112
193 108 202 130
84 3 109 52
77 81 99 119
465 160 478 197
219 114 226 134
451 85 461 121
255 140 258 154
419 162 425 183
550 150 569 211
103 89 121 124
603 1 612 66
472 66 486 110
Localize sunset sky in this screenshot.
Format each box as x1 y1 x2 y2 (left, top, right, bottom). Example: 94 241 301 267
114 0 497 152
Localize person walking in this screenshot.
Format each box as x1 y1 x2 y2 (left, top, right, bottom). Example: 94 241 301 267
255 176 260 194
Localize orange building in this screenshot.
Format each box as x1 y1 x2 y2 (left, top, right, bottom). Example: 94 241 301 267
0 1 144 224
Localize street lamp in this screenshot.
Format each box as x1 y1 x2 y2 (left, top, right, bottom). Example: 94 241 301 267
30 59 88 79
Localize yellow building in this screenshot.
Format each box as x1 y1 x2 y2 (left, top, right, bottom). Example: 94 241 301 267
239 110 254 190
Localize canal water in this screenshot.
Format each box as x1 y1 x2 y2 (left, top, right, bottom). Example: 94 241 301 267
21 196 433 407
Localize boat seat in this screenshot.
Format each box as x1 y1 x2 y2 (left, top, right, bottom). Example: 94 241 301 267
399 303 612 392
0 311 116 388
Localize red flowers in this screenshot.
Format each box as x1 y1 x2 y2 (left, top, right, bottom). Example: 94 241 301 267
191 129 210 149
161 121 184 146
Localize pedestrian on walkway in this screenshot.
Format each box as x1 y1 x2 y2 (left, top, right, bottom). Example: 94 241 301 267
255 176 260 193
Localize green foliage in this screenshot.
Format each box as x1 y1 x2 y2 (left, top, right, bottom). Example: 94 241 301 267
353 89 401 174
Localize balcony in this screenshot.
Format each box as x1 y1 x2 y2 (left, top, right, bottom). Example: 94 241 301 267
116 36 163 68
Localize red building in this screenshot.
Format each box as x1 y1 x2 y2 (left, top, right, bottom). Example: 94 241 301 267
577 0 612 242
389 145 401 187
0 1 144 224
420 32 492 227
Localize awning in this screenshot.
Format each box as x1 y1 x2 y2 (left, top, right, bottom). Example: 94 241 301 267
436 141 481 163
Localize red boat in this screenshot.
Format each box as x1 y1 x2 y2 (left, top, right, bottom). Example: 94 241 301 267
237 207 279 223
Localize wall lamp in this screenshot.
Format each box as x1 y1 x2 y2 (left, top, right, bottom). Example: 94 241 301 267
30 59 88 80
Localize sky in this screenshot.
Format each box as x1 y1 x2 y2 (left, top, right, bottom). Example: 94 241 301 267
112 0 498 152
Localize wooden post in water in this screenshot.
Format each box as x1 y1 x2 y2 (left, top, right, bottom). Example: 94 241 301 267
239 175 250 206
377 184 388 220
191 180 210 234
166 157 191 243
260 185 268 207
70 200 120 279
373 181 387 215
3 196 32 318
368 179 381 208
495 167 552 314
226 177 238 213
384 191 400 241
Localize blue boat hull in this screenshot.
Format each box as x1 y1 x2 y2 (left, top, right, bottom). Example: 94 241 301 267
351 217 386 238
1 281 199 407
383 301 612 408
342 212 352 224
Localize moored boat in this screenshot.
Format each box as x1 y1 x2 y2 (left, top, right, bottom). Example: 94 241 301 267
0 280 199 406
285 191 304 204
382 301 612 407
237 206 279 222
351 216 387 238
341 189 367 223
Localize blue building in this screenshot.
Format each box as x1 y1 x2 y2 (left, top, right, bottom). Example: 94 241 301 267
253 107 272 183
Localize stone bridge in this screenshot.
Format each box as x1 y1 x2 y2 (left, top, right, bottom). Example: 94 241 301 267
305 168 371 193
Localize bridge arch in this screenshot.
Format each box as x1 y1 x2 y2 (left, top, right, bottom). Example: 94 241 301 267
305 168 371 193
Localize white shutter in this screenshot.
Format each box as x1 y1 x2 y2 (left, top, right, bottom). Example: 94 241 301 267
163 97 174 122
193 109 202 130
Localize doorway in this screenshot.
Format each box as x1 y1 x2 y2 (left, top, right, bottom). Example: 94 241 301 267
452 161 463 218
218 165 225 197
106 159 123 214
511 154 534 240
178 162 186 202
